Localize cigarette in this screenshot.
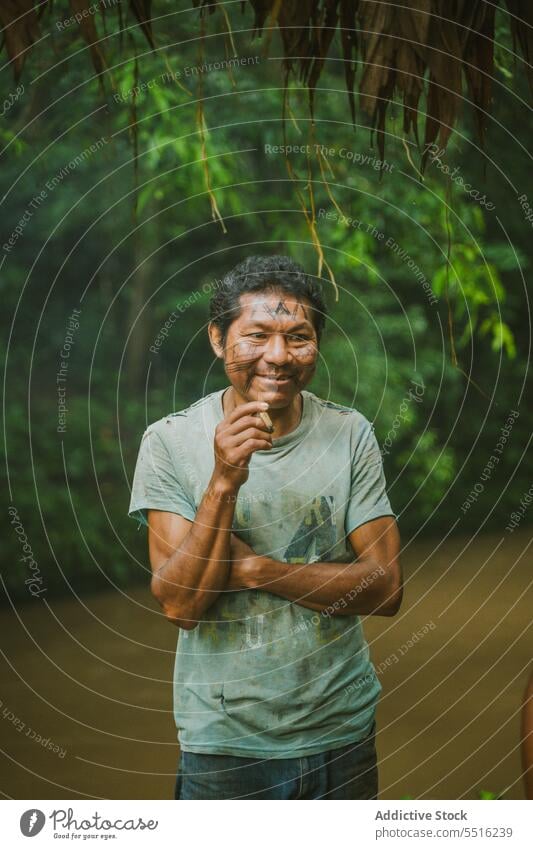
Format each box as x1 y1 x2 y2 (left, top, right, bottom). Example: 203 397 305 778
258 410 274 433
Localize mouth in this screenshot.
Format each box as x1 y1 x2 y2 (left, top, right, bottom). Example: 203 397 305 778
256 374 294 385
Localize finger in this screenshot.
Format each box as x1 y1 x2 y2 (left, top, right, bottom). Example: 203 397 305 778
229 427 273 446
239 438 273 455
225 400 269 424
227 414 273 435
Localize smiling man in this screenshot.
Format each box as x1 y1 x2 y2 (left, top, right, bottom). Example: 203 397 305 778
128 255 402 799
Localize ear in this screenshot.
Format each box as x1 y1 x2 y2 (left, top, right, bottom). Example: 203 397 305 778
208 322 225 359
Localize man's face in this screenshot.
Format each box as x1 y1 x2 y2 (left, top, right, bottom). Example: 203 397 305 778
210 290 319 408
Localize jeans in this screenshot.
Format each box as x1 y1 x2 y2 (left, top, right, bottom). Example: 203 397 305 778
173 722 378 799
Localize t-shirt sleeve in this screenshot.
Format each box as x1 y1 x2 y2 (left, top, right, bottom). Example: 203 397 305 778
128 426 197 527
345 417 396 535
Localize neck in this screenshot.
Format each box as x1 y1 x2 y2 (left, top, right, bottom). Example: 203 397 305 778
224 387 303 439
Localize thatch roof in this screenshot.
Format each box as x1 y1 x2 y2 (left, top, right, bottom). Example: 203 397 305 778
1 1 531 158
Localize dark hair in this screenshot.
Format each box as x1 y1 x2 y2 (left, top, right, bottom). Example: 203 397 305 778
209 255 327 346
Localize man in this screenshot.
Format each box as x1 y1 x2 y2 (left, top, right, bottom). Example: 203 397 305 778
128 255 402 799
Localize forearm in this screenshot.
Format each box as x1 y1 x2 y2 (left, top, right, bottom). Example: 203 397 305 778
151 476 237 624
245 555 400 616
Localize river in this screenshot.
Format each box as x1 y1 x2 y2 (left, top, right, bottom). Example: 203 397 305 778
1 529 530 799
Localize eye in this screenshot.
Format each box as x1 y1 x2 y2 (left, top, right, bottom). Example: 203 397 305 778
288 333 309 341
248 332 267 340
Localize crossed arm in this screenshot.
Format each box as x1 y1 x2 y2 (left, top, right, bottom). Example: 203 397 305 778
226 515 402 616
148 486 402 629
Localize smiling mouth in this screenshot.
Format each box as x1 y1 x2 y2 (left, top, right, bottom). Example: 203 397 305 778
257 375 294 382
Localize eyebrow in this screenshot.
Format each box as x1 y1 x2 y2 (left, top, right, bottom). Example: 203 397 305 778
241 321 313 332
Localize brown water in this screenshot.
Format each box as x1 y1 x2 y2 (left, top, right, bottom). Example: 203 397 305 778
1 530 531 799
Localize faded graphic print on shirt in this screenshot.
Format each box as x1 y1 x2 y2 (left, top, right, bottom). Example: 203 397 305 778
190 490 346 653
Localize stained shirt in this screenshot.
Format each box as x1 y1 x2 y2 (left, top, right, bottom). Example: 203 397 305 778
128 389 395 758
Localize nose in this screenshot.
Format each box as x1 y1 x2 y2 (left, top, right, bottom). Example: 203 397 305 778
263 333 291 366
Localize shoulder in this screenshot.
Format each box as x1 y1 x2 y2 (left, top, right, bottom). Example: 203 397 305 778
305 391 373 434
140 391 222 446
305 392 380 460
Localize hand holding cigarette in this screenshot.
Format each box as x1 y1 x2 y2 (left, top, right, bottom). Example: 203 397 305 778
213 400 274 490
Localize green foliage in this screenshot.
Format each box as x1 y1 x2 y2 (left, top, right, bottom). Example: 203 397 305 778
0 15 530 600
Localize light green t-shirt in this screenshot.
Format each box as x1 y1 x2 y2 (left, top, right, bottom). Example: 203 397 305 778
128 388 395 758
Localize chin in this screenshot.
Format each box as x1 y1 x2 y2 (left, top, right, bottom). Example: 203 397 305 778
264 397 292 409
258 388 298 408
237 385 292 407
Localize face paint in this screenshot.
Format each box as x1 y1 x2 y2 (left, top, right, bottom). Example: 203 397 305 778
224 340 264 394
262 300 300 320
220 291 319 408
